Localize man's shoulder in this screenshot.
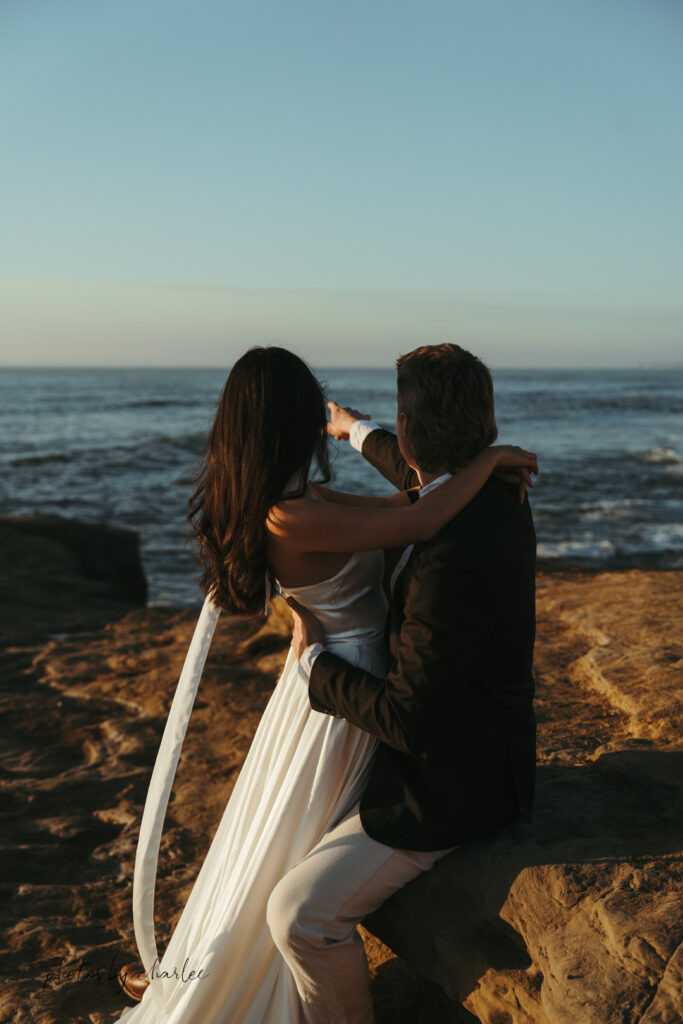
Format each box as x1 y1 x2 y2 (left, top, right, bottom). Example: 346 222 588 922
408 477 534 572
443 475 531 535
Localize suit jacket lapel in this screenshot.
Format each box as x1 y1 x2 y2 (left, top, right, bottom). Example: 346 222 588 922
387 542 422 651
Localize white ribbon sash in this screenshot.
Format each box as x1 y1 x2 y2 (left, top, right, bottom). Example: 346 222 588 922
131 594 221 1005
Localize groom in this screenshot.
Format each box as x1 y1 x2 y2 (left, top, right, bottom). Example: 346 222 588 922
268 343 537 1022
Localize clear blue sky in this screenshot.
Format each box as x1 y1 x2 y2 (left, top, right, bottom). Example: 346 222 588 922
1 0 681 367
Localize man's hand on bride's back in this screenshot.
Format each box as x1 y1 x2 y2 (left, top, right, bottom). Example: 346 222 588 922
327 401 372 441
286 597 326 660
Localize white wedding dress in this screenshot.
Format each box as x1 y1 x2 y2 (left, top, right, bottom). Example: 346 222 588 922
118 548 389 1024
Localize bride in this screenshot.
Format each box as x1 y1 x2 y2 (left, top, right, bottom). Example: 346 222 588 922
116 346 536 1023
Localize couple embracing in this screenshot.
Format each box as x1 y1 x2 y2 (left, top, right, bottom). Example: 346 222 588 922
117 342 537 1023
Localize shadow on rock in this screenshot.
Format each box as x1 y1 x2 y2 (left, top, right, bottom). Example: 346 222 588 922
362 749 683 1020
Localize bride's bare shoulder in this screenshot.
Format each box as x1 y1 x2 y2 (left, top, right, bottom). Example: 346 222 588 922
265 482 411 548
266 487 319 540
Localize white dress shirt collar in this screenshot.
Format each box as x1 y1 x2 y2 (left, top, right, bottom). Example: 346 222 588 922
418 471 452 497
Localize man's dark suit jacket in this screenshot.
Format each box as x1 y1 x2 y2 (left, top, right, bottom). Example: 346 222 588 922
308 428 537 852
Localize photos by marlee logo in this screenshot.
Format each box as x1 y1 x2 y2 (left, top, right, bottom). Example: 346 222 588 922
40 949 209 995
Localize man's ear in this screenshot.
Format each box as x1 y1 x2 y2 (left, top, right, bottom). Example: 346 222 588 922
397 410 410 441
396 410 417 467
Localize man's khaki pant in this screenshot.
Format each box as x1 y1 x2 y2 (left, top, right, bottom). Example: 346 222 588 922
266 799 457 1023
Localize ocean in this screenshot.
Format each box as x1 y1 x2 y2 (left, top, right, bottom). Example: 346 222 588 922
1 366 681 606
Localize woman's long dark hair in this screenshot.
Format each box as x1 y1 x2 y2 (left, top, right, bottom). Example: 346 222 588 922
187 346 331 615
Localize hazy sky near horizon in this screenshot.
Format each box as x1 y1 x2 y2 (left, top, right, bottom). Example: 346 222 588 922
1 0 681 368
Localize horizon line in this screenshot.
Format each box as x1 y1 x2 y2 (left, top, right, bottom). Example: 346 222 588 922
1 363 682 372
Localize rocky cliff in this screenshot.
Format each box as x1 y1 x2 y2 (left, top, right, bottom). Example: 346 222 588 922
1 517 681 1023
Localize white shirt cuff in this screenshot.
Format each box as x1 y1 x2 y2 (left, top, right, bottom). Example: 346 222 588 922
300 642 326 676
349 420 380 453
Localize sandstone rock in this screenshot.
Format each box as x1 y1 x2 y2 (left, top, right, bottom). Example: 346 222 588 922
0 514 147 643
2 558 681 1023
362 570 683 1024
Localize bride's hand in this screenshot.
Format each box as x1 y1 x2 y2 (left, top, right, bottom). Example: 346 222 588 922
489 445 539 503
327 401 372 441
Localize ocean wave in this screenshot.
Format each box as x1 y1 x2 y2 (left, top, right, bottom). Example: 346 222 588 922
537 539 615 559
538 520 683 565
594 395 683 413
497 394 683 418
123 398 201 409
642 523 683 549
579 499 641 522
8 432 206 470
5 451 73 468
636 447 682 464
